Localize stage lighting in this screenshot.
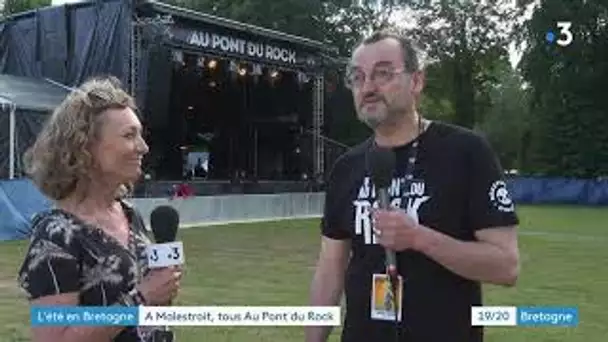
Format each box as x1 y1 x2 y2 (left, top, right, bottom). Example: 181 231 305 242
270 70 279 78
207 59 218 69
238 67 247 76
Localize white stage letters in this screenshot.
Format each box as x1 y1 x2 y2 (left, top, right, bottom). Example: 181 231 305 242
186 31 297 64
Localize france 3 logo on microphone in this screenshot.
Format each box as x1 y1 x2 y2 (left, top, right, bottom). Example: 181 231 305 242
147 241 184 268
546 22 573 47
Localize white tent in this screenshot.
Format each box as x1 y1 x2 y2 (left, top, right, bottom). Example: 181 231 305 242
0 96 16 179
0 75 69 179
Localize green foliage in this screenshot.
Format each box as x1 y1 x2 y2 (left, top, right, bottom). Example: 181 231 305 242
476 60 531 171
520 0 608 178
1 0 51 17
402 0 529 128
165 0 328 41
419 60 456 122
163 0 397 57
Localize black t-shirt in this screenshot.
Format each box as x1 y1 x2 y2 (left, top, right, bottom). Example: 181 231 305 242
321 121 519 342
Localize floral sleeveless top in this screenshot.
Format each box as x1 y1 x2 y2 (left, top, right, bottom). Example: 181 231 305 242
17 201 159 341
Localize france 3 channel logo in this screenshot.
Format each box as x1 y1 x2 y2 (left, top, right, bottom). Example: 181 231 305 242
545 21 573 47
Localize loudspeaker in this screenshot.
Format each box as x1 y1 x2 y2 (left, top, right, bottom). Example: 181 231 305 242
144 45 173 131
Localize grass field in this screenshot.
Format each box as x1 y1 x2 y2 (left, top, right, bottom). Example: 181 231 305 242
0 205 606 341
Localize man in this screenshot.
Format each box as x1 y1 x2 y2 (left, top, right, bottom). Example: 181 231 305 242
305 31 520 342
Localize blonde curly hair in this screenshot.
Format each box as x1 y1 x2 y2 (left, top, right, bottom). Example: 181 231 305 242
23 76 138 201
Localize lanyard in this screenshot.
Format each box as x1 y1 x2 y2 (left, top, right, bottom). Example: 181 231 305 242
367 116 425 206
366 116 426 342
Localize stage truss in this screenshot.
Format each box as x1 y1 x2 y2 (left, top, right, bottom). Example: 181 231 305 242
313 75 324 177
127 15 327 177
128 20 143 97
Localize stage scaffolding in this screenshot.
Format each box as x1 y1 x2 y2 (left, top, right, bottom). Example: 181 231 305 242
312 75 324 177
127 13 330 178
128 21 142 97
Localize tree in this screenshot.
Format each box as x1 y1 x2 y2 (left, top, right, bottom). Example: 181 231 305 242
520 0 608 178
165 0 328 41
401 0 532 128
1 0 51 17
163 0 398 57
418 59 456 122
476 60 531 171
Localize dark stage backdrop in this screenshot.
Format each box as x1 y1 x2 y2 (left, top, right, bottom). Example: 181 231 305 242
0 108 49 178
0 0 131 87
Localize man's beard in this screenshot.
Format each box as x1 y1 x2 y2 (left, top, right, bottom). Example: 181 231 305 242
357 98 413 130
359 115 382 129
357 107 397 129
357 95 388 129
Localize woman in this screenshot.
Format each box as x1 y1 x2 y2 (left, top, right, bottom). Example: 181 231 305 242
17 76 182 341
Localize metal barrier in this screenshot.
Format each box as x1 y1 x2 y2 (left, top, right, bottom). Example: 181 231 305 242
131 192 325 228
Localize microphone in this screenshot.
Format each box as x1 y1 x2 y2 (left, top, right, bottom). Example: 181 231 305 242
369 145 398 276
147 205 183 269
150 205 180 244
147 206 181 342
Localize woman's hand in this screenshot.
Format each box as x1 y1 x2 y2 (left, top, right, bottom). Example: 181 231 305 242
136 266 182 305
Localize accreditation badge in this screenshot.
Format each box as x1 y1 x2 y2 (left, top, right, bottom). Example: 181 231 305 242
370 273 403 322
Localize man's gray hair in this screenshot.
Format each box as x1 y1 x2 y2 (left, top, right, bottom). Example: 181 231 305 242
359 30 421 73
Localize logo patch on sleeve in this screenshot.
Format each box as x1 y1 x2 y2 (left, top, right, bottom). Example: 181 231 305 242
489 180 514 213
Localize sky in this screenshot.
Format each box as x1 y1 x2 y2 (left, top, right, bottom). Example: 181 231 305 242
384 1 540 69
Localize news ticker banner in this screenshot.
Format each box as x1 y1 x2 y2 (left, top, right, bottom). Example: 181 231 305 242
31 306 341 327
31 305 578 327
471 306 578 327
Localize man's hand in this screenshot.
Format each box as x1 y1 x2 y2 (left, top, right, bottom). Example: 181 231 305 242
372 208 426 252
372 208 519 286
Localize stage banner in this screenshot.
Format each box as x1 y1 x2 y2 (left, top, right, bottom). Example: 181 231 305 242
167 25 321 70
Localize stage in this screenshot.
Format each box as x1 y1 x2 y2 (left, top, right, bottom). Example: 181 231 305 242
133 0 336 182
0 0 345 185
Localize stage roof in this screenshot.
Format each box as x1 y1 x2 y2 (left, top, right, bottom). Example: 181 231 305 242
0 75 69 112
2 0 332 52
137 0 334 52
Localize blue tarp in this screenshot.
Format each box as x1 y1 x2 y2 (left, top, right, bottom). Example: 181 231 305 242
508 176 608 206
0 179 51 241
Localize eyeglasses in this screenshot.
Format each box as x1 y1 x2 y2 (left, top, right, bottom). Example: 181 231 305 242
344 66 407 89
